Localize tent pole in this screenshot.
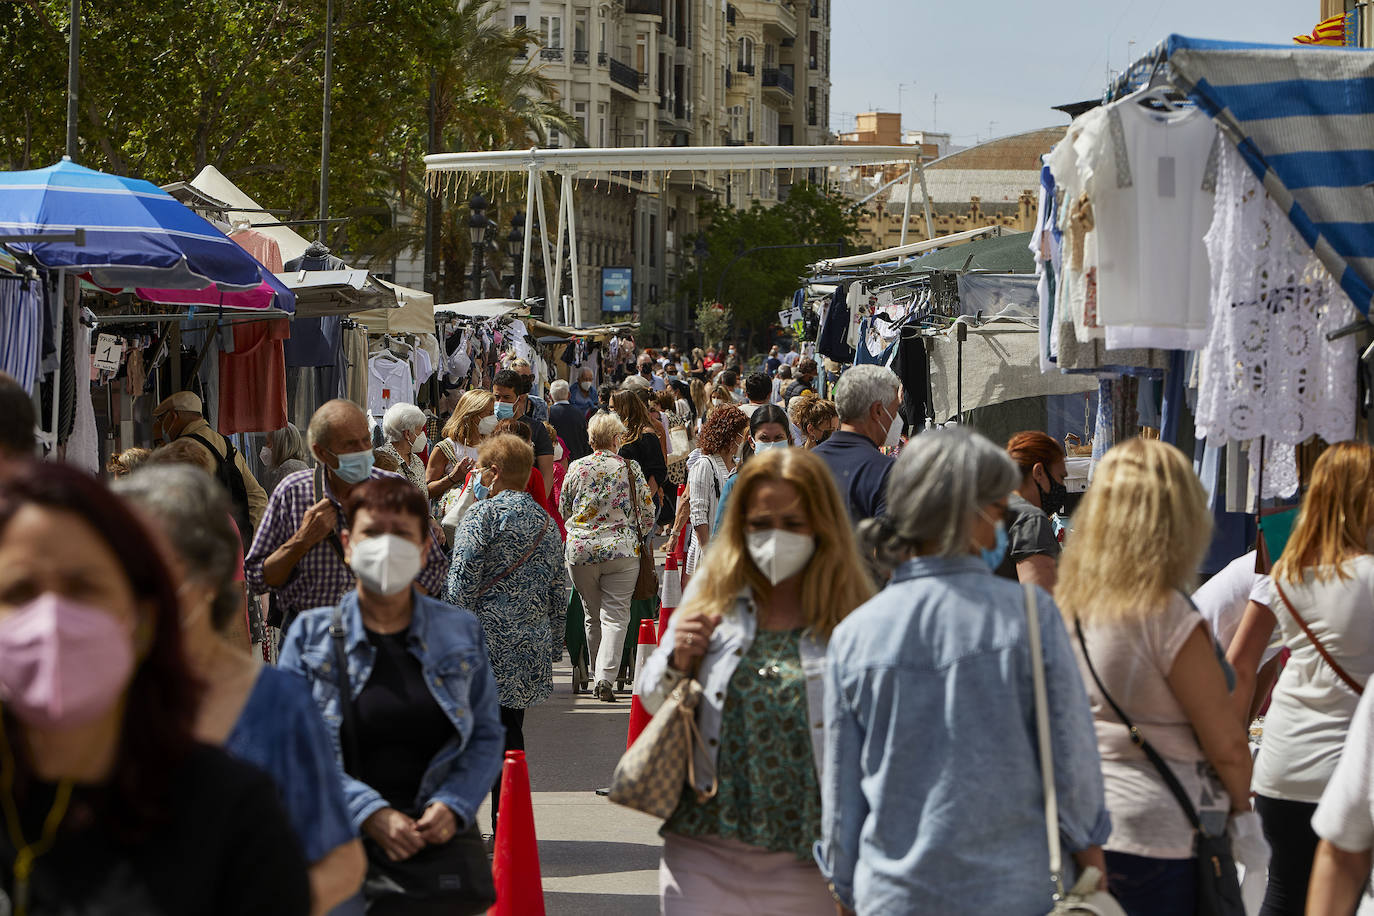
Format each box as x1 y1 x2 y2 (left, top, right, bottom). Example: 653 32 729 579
533 171 557 310
564 173 583 329
65 0 79 159
520 164 536 300
551 172 568 312
49 271 65 454
898 163 914 266
917 158 935 242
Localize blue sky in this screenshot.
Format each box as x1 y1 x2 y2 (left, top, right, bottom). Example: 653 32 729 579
829 0 1322 145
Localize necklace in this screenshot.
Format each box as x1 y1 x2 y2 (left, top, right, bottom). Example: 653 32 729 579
755 628 800 679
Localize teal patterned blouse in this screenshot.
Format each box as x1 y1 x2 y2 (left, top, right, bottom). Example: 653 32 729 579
663 627 821 859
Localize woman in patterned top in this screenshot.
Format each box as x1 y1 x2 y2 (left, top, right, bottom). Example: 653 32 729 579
560 412 655 702
445 434 565 831
637 448 874 915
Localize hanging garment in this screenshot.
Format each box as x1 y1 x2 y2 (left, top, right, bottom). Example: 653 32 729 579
283 316 341 369
926 322 1097 421
366 352 415 418
218 319 289 435
0 274 44 391
230 227 285 272
66 311 99 473
343 327 369 408
1075 101 1218 350
1195 141 1358 498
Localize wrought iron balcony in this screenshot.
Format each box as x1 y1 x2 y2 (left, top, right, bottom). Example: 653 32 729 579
540 47 564 61
762 68 793 94
609 57 642 91
573 49 589 64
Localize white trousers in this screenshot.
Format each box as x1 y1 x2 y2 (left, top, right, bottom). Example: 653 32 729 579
570 556 639 687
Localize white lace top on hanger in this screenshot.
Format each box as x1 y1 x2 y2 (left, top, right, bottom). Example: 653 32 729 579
1195 141 1359 498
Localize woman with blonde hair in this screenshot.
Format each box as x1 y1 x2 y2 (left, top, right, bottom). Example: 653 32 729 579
1057 438 1252 915
638 448 873 915
819 427 1108 914
1226 441 1374 915
425 388 495 501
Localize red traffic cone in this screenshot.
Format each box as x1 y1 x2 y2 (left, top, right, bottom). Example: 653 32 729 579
489 750 545 916
626 619 658 749
658 552 682 643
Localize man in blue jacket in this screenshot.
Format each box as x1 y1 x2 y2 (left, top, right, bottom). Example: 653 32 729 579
812 365 902 524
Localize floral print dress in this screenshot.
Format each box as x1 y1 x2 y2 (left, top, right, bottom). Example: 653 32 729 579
445 490 565 709
558 450 655 567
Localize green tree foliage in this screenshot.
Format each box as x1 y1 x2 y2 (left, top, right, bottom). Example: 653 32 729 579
0 0 576 275
690 183 863 345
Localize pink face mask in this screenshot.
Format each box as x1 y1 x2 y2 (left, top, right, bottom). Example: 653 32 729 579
0 593 136 729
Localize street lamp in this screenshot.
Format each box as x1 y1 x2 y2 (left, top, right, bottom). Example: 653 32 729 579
468 192 489 299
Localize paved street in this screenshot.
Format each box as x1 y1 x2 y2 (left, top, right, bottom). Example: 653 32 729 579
478 654 663 915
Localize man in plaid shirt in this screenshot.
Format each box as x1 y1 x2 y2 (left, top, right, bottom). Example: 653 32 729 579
245 399 447 631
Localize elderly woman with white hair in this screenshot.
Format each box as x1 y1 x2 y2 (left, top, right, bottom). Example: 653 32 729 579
559 412 655 702
377 402 428 493
817 427 1110 916
261 422 311 494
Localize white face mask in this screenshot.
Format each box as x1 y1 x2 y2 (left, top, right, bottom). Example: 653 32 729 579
881 404 903 449
746 529 816 585
477 415 499 436
349 534 424 597
259 445 273 466
554 443 565 462
412 431 428 453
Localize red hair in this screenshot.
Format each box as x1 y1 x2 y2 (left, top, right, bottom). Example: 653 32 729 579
1006 431 1065 480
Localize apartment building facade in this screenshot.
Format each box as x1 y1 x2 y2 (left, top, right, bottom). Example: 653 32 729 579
495 0 832 329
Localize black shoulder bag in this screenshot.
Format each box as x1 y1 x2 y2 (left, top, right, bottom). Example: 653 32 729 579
330 607 496 916
183 431 253 548
1074 620 1243 916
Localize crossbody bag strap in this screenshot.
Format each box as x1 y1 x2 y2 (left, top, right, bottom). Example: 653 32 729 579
1073 618 1207 834
473 514 551 598
1024 584 1067 898
1274 581 1364 696
314 465 347 564
622 457 647 539
329 605 360 775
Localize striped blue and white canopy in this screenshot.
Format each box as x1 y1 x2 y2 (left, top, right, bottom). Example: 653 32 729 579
1166 35 1374 315
0 159 267 292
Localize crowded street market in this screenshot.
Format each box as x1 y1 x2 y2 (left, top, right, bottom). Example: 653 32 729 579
1 4 1374 915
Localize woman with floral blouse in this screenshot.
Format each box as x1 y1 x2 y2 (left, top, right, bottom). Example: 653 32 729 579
559 411 656 702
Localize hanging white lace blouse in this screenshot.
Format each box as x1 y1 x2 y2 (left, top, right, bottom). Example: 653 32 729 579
1195 141 1359 497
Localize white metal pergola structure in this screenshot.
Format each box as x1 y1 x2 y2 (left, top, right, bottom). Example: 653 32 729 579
424 145 934 327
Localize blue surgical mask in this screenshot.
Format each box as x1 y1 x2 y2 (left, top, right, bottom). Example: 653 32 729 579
753 439 788 453
472 480 490 501
330 448 374 485
494 401 516 420
980 521 1009 571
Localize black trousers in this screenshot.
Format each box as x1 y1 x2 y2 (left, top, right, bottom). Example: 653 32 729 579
1256 794 1319 916
489 706 525 831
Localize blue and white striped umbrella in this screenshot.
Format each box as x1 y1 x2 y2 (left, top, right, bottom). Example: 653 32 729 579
1165 35 1374 315
0 159 267 291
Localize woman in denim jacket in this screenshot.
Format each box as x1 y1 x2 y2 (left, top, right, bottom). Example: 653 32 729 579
280 477 504 911
817 428 1111 915
637 448 873 915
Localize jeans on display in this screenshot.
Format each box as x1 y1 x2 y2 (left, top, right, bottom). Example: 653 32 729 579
1104 851 1197 916
571 556 640 687
1255 794 1319 916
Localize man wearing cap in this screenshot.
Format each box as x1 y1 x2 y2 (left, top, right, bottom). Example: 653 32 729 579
153 391 267 541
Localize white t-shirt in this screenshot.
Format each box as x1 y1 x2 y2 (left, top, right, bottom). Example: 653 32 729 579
1254 556 1374 803
1193 550 1277 667
1312 684 1374 914
1076 101 1217 351
367 353 415 419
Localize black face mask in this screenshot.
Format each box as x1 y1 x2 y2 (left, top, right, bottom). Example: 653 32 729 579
814 428 833 445
1037 474 1069 517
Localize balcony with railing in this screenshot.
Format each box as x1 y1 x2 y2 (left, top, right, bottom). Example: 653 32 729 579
540 47 564 61
597 50 608 65
761 67 793 95
573 49 589 64
609 56 643 92
623 0 663 14
757 0 797 38
735 61 755 76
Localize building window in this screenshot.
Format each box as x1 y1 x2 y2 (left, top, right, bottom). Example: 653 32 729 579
574 12 588 52
574 101 588 142
737 36 754 72
540 15 562 49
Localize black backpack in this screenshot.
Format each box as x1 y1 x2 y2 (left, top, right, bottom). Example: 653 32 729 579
182 432 253 548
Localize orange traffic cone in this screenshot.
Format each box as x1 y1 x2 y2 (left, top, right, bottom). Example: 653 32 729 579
625 619 658 749
489 750 545 916
658 552 682 643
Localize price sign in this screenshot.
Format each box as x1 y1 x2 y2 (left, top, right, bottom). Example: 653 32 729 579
93 334 123 372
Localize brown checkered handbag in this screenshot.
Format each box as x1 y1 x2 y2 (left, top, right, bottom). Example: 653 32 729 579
607 675 718 819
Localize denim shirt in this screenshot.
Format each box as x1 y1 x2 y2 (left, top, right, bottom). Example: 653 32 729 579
278 590 506 832
637 589 828 793
816 555 1111 915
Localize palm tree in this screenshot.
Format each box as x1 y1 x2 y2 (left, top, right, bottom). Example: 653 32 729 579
358 0 582 301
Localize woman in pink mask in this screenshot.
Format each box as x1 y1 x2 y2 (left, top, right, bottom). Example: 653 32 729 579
0 462 311 915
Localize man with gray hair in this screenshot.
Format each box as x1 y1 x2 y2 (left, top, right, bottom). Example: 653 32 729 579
812 365 903 524
549 378 590 461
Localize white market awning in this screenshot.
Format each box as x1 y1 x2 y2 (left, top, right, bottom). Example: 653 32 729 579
423 145 937 326
814 225 1008 271
354 281 436 335
433 298 527 320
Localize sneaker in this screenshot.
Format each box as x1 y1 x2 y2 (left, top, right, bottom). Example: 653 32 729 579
595 680 617 702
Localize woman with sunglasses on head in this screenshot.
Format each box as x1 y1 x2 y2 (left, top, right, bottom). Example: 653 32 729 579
712 405 793 534
639 448 873 915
